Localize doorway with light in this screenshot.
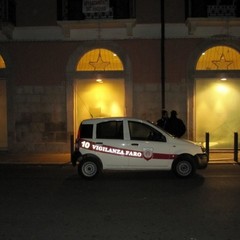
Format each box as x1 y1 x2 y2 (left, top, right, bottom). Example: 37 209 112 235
73 48 126 135
194 45 240 150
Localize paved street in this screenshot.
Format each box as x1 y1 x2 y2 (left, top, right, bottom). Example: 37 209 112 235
0 163 240 240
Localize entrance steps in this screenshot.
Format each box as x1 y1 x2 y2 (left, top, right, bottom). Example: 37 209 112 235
209 151 238 164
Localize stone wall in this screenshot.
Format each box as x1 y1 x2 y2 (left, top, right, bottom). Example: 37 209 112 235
133 83 161 122
133 81 187 125
12 85 69 153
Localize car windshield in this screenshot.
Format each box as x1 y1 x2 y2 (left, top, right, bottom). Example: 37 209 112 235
150 121 175 138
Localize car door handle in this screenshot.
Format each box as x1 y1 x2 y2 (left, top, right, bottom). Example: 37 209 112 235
131 143 139 146
96 142 103 145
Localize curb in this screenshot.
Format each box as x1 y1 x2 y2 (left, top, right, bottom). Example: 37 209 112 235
0 153 238 165
0 153 71 165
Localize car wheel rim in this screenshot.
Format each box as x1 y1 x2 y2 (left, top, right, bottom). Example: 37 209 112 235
177 161 192 176
82 162 97 177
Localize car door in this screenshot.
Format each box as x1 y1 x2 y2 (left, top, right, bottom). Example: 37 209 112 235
93 120 130 169
126 120 173 169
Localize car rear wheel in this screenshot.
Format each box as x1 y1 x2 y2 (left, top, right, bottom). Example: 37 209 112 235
78 160 98 179
173 157 195 178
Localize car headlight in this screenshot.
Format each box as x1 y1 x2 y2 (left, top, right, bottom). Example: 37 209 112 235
201 146 206 153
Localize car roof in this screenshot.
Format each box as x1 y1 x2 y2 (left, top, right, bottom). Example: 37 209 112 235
80 117 150 124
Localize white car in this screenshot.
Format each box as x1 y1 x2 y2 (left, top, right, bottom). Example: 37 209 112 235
71 117 208 178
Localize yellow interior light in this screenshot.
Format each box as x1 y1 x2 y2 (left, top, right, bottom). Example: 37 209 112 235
0 55 6 68
96 78 103 83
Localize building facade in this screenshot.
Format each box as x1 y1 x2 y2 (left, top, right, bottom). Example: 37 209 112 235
0 0 240 153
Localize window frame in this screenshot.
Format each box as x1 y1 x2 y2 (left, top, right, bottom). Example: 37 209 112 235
96 120 124 140
128 121 166 142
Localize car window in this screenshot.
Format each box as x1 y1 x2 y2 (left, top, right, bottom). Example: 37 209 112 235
97 121 123 139
128 121 166 142
80 124 93 138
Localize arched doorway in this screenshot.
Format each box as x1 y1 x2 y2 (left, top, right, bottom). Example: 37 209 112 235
66 45 131 138
194 45 240 149
0 54 7 150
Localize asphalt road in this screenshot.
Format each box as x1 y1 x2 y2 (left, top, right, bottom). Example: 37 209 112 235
0 164 240 240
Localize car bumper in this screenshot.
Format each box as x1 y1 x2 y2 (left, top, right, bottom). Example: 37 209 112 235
71 150 82 166
194 153 208 169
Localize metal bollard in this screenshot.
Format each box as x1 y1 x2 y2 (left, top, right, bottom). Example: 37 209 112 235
70 134 74 154
234 132 238 163
205 132 210 161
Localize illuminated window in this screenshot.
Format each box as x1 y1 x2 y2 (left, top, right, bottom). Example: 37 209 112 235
76 48 124 71
196 46 240 70
0 55 6 69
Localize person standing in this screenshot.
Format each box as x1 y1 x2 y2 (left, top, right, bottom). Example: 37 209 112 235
157 110 169 130
165 110 186 138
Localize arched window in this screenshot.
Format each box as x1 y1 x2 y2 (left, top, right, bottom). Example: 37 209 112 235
0 55 6 68
76 48 124 71
196 46 240 70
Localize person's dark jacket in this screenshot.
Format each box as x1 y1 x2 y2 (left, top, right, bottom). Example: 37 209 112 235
165 116 186 138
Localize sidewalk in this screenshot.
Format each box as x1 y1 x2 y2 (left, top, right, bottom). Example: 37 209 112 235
209 152 238 164
0 152 238 165
0 153 71 165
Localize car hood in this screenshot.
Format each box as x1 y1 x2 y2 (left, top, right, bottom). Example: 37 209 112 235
167 135 201 147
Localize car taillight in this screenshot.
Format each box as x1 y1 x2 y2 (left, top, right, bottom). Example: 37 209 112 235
74 141 79 150
77 126 81 139
75 127 81 150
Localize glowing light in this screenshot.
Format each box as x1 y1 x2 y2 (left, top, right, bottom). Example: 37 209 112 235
110 102 122 116
96 79 103 83
0 55 6 68
220 78 227 81
215 84 229 94
75 79 125 123
196 78 240 149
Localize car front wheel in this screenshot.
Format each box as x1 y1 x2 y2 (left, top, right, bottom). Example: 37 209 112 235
173 157 195 178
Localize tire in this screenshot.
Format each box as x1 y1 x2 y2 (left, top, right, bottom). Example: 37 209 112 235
78 159 99 179
173 157 195 178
